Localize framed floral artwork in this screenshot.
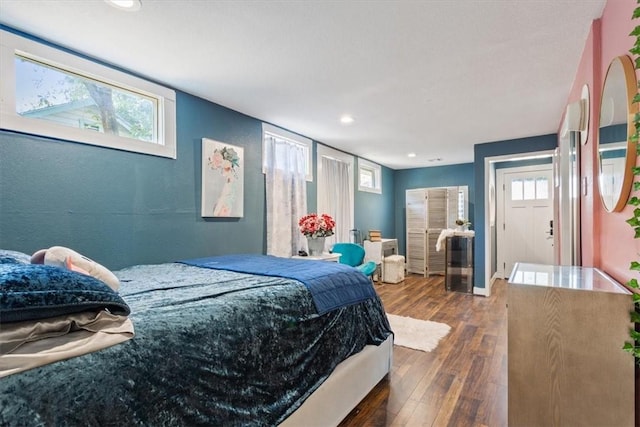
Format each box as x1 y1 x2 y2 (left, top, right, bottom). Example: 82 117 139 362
201 138 244 217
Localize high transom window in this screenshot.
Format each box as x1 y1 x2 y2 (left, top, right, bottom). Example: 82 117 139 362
1 30 176 158
357 158 382 194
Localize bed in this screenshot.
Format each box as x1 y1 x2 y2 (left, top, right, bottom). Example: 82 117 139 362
0 250 392 426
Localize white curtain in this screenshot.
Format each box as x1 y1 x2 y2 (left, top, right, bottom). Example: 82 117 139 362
264 135 307 257
319 156 352 248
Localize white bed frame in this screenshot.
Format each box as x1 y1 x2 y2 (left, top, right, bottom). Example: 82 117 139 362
280 335 393 426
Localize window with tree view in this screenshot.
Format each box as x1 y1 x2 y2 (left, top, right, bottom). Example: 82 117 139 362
0 29 176 158
16 56 157 143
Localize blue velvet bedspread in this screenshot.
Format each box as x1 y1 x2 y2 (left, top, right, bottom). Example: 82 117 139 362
179 254 377 315
0 262 391 426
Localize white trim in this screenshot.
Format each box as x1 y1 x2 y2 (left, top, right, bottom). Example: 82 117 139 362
483 150 555 297
357 158 382 194
474 271 500 296
0 29 176 159
473 286 490 297
262 123 313 181
317 144 355 235
317 144 354 169
496 163 554 278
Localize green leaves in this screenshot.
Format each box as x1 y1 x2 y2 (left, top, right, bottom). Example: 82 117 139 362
624 1 640 365
623 198 640 236
626 216 640 227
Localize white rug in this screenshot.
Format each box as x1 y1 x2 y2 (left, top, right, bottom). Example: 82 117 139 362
386 313 451 352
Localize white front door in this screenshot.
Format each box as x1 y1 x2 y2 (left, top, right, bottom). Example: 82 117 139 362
497 165 554 278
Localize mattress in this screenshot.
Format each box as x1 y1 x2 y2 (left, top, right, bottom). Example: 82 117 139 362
0 259 391 426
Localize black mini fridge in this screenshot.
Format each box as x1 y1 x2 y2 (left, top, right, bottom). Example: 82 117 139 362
445 235 474 293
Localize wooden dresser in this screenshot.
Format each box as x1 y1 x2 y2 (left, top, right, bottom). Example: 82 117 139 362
508 263 635 426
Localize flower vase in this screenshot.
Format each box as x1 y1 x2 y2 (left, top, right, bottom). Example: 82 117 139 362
307 236 326 256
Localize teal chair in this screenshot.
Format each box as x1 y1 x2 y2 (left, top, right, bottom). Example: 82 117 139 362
331 243 377 279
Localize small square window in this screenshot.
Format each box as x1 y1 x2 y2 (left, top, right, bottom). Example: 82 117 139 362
262 123 312 182
523 178 535 200
511 180 523 201
536 177 549 200
360 168 374 188
358 158 382 194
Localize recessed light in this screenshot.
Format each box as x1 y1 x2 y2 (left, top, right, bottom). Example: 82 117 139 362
340 115 354 124
407 152 417 158
105 0 142 11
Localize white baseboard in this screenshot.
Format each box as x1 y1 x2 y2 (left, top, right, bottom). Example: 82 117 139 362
473 273 499 297
473 286 489 297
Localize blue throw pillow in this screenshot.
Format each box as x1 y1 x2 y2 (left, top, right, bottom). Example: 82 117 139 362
0 263 130 323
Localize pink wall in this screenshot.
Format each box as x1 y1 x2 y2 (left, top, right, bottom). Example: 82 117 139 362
565 0 639 285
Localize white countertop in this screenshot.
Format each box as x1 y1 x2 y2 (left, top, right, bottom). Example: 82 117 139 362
508 263 630 294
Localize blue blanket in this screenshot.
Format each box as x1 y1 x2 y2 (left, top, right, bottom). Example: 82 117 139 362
0 262 392 426
179 254 377 315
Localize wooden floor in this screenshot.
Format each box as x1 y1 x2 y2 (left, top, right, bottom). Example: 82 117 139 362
339 274 507 427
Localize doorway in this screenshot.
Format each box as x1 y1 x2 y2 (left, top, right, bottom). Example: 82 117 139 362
496 164 554 278
483 150 555 295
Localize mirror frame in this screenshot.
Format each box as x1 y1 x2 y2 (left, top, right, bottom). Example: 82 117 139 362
580 84 589 145
597 55 638 212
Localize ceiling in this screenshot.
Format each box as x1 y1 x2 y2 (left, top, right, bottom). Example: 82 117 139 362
0 0 606 169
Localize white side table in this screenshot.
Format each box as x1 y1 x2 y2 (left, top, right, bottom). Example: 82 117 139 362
292 252 341 262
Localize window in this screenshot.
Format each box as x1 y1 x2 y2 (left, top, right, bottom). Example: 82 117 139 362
357 158 382 194
458 188 466 220
511 177 549 201
0 30 176 158
262 123 312 181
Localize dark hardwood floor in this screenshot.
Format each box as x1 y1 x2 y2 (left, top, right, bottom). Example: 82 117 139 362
339 274 508 427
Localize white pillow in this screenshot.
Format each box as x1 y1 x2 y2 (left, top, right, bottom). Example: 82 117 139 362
31 246 120 292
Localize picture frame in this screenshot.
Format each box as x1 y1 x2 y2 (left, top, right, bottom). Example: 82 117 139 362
201 138 244 217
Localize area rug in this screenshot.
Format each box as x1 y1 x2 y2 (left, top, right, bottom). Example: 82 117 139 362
386 313 451 352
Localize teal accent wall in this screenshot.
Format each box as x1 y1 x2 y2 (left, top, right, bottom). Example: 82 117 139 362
354 162 395 241
473 134 557 289
0 93 267 269
0 28 399 269
0 25 561 284
393 163 475 256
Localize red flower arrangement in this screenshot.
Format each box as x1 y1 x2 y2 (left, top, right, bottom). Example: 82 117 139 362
298 213 335 238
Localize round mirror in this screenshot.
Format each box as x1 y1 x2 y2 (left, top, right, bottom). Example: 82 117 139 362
598 55 637 212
